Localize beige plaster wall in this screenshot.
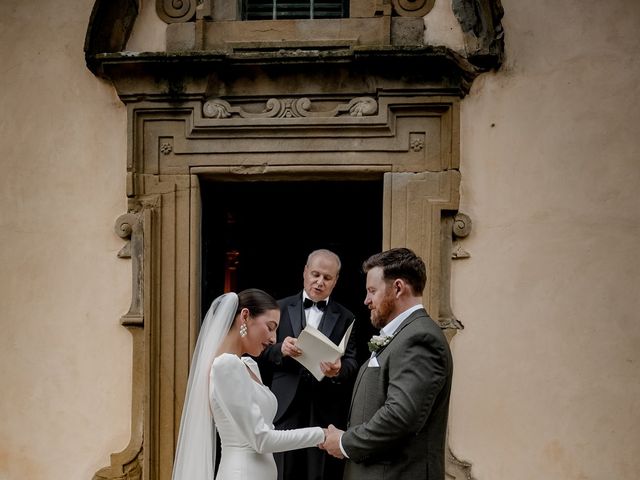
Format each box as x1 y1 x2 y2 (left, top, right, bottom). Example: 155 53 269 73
1 0 638 480
450 0 640 478
0 1 132 478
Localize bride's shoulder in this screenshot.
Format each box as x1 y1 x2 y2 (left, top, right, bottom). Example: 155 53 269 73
212 353 242 371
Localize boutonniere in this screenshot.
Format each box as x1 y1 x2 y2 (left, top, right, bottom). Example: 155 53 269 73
368 334 394 354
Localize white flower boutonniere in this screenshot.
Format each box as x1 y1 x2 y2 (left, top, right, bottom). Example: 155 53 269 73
368 334 394 354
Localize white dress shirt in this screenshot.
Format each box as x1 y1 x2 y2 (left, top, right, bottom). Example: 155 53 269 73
302 291 328 329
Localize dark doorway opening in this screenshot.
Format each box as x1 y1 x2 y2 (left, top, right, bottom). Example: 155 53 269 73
200 179 383 366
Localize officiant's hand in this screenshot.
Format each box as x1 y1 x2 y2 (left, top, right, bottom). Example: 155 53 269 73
320 358 341 378
320 424 345 459
281 336 302 357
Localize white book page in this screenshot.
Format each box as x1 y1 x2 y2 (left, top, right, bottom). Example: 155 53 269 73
294 320 355 381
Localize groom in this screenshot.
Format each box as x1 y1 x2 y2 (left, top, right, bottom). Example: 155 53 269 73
321 247 453 480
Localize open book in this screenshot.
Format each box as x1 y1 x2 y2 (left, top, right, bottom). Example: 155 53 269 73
293 320 355 381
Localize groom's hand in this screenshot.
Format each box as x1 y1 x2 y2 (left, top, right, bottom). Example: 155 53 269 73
322 424 345 459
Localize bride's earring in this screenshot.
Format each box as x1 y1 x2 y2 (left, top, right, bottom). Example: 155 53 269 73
239 322 248 337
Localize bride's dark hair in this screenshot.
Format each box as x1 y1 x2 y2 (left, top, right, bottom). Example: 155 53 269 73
236 288 278 316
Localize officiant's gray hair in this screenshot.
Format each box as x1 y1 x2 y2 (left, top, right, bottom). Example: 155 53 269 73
306 249 342 272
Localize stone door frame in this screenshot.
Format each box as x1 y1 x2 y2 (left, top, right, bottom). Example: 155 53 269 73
93 93 474 480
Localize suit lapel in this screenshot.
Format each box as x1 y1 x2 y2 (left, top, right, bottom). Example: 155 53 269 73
318 304 339 338
348 308 427 418
374 308 425 358
287 295 305 337
348 362 369 418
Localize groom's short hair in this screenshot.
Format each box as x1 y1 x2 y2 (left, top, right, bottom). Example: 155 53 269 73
362 247 427 295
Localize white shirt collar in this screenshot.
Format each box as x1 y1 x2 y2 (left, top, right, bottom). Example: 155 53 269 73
380 304 424 337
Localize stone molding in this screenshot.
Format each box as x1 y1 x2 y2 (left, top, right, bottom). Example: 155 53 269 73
84 0 504 78
202 96 378 119
93 209 146 480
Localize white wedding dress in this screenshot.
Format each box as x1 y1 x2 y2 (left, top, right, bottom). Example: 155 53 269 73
211 353 324 480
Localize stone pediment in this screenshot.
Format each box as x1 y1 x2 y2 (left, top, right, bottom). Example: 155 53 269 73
85 0 504 97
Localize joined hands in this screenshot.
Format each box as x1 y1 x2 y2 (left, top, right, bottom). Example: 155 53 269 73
318 424 345 459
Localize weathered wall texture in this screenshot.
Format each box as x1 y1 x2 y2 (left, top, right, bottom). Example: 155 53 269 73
1 1 638 480
449 1 640 478
0 1 131 478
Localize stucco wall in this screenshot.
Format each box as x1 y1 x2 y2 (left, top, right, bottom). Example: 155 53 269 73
450 0 640 478
1 1 638 480
0 1 131 478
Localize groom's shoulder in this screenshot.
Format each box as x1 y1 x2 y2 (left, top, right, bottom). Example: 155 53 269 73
404 309 444 335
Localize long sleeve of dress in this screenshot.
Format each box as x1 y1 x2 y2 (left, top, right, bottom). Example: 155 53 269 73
211 354 324 454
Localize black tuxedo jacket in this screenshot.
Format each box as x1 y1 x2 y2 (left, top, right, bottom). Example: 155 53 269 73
258 292 359 426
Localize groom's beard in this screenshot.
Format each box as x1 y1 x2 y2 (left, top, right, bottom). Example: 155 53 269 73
370 290 395 330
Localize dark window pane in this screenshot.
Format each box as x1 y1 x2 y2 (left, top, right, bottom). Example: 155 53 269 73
244 0 348 20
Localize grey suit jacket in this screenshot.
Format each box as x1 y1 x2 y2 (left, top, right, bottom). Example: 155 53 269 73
342 308 452 480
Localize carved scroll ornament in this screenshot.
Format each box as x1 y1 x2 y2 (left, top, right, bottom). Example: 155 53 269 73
392 0 435 17
203 97 378 119
156 0 197 23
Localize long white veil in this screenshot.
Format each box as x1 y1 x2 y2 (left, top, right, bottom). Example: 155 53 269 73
171 292 239 480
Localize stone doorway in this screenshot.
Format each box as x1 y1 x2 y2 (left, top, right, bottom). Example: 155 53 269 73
85 0 505 475
200 178 383 365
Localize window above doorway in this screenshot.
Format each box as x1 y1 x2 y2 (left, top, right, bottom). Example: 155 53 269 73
243 0 349 20
160 0 429 51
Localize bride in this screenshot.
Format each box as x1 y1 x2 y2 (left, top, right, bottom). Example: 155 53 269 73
171 288 326 480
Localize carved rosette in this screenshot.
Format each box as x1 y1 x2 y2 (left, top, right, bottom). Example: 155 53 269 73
203 97 378 119
392 0 435 17
156 0 197 23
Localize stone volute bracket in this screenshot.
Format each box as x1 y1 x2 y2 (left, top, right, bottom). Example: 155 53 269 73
93 208 146 480
440 212 472 338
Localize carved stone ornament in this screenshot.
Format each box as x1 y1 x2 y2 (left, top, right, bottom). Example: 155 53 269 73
92 209 145 480
446 444 477 480
156 0 197 23
203 97 378 119
439 212 473 333
452 212 472 259
392 0 436 17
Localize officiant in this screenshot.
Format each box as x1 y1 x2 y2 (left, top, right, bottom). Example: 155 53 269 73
258 248 359 480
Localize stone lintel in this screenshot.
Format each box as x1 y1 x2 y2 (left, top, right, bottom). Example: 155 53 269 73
89 46 479 100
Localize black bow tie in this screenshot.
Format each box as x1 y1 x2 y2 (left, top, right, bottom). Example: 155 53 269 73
303 298 327 311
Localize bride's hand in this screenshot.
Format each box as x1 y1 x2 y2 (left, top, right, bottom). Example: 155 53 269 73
318 428 329 449
322 424 345 459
